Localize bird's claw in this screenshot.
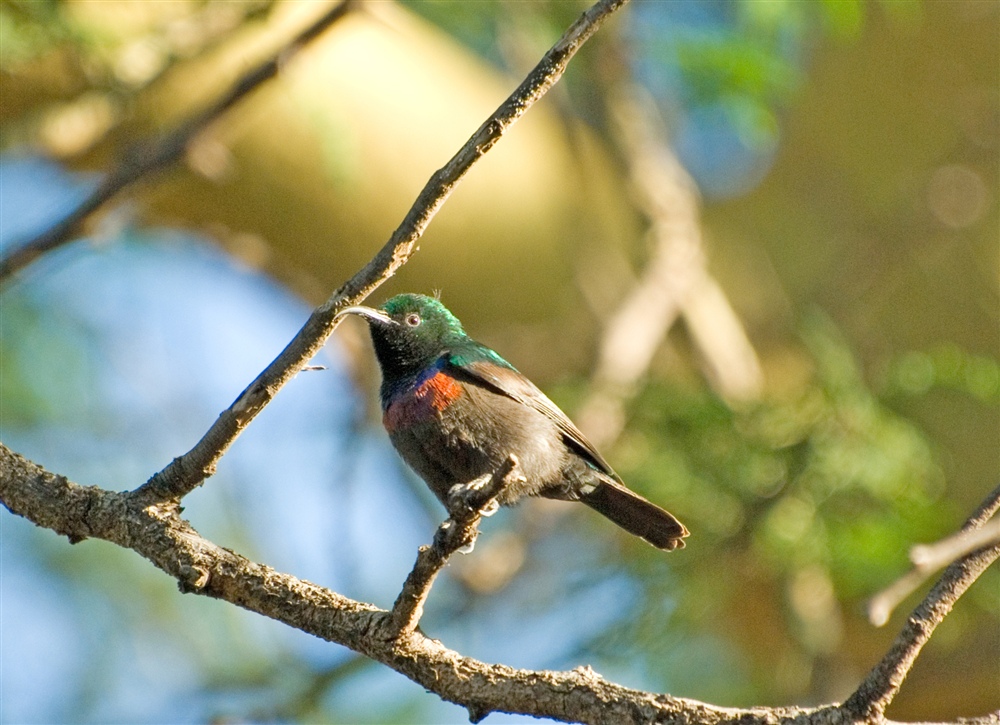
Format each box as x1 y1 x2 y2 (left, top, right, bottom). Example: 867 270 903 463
447 473 497 515
466 473 492 492
457 538 476 554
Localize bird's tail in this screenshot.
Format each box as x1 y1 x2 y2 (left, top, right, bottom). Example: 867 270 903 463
581 478 689 551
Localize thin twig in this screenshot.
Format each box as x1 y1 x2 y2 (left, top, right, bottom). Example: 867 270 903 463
911 516 1000 570
844 483 1000 720
866 567 934 630
0 0 356 283
387 456 521 639
135 0 631 503
868 514 1000 627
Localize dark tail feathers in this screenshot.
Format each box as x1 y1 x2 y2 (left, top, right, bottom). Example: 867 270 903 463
581 479 689 551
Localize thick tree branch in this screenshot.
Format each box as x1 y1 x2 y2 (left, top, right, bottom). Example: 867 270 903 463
0 0 356 283
4 443 998 724
136 0 631 503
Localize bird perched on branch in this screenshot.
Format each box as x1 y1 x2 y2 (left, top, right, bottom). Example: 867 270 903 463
335 293 688 551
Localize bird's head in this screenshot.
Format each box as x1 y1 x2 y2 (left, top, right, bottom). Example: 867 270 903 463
335 293 468 379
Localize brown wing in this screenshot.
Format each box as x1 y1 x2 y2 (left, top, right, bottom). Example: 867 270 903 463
448 352 620 481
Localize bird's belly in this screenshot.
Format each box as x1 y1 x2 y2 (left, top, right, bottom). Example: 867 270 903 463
384 384 564 505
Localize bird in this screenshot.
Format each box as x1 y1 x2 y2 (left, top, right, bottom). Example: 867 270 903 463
335 293 688 551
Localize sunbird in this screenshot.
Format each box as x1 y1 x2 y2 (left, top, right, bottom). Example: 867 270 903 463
336 294 688 551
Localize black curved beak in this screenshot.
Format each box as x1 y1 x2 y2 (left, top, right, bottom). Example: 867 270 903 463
333 305 395 326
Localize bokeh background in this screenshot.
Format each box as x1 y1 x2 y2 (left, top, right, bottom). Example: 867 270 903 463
1 1 997 722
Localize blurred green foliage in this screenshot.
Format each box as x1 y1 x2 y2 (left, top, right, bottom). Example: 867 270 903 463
0 0 71 68
565 313 996 704
0 294 93 428
883 345 1000 404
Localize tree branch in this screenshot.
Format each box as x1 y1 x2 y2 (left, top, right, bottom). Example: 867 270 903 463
844 483 1000 720
0 0 356 283
868 513 1000 627
910 518 1000 570
388 456 522 639
135 0 631 503
4 1 997 721
4 445 998 724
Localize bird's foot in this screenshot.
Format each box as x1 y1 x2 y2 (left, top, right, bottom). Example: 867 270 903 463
457 537 477 554
447 474 500 516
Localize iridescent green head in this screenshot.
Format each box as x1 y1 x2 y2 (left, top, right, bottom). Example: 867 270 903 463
335 294 469 379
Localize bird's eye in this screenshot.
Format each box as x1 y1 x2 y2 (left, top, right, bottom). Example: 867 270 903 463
404 313 421 327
